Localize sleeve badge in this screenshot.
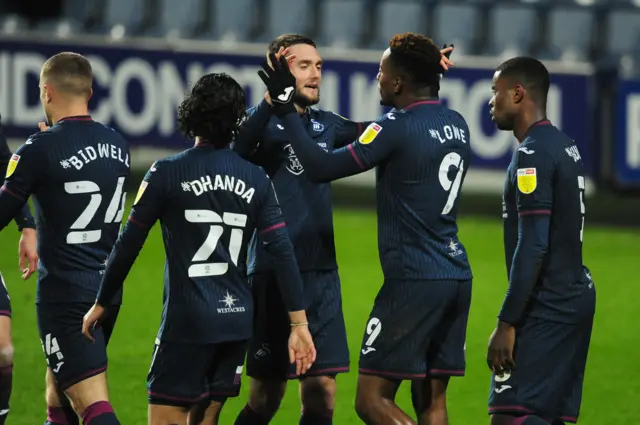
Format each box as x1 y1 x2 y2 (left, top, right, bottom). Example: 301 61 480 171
134 181 148 205
5 154 20 178
516 168 537 194
358 123 382 145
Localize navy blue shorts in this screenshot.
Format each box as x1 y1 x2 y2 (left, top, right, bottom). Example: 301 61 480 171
37 302 120 391
488 285 595 424
147 339 248 408
359 279 472 379
0 272 11 318
246 270 350 380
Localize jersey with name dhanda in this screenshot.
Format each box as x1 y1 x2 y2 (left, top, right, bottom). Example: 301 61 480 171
1 117 130 304
352 102 473 281
130 147 290 344
503 121 592 322
238 106 364 274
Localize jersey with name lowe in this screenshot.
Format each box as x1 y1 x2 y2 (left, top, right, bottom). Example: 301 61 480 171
502 120 593 323
238 103 365 275
121 146 296 344
279 101 473 281
0 116 130 304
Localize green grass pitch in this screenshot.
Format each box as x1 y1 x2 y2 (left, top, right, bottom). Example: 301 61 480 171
0 207 637 424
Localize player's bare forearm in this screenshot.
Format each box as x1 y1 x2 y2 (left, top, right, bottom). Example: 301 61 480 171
288 310 308 325
499 214 550 325
0 188 28 231
233 100 273 159
96 220 150 306
281 113 363 182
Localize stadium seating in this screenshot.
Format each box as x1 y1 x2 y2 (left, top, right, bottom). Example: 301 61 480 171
1 0 640 64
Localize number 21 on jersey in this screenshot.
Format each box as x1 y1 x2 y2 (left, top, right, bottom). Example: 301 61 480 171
185 210 248 277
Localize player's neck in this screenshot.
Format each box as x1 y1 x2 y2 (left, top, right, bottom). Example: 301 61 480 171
50 105 90 126
514 110 547 143
395 91 437 111
294 103 307 115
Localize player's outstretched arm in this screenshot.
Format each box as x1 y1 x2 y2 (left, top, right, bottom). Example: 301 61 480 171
259 53 397 182
257 177 316 374
83 165 164 340
232 99 272 159
233 47 297 159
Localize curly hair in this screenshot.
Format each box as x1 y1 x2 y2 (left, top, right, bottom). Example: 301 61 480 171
388 33 443 88
268 34 316 55
177 73 247 147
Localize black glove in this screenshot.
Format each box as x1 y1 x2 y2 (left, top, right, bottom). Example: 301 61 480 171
258 53 297 117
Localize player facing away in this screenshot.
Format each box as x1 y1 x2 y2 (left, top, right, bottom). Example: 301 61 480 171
487 57 595 425
259 33 473 425
232 35 368 425
0 52 130 425
0 115 39 424
82 73 316 425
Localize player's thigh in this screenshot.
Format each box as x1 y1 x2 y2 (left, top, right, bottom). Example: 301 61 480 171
488 317 588 420
0 272 12 322
426 279 472 377
148 403 188 425
188 399 224 425
147 340 212 409
556 306 595 423
358 279 458 379
293 270 349 379
0 272 12 363
36 302 110 391
246 273 291 380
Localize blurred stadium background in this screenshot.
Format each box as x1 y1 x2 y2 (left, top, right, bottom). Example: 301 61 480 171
0 0 639 423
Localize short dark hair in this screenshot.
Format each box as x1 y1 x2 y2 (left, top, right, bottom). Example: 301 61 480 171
41 52 92 97
496 57 550 102
267 33 316 55
177 73 247 148
388 33 442 88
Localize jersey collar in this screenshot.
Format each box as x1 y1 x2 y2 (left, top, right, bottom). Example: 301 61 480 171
58 115 93 123
523 119 552 140
404 99 441 110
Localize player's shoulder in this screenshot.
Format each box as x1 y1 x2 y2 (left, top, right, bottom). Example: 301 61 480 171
14 130 54 155
308 107 345 125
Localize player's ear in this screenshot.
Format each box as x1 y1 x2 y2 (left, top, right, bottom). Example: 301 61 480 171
512 84 525 104
87 87 93 101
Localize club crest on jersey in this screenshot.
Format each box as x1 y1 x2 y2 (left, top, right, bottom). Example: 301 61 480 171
284 144 304 175
517 168 537 194
311 119 324 132
358 123 382 145
134 181 148 205
5 154 20 178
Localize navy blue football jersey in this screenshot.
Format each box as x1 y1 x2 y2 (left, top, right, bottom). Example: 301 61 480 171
502 121 592 323
279 100 473 281
0 119 35 231
0 116 130 304
235 103 365 275
104 146 302 344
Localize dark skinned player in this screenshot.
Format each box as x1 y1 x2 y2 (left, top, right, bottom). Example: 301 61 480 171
258 33 473 425
487 57 596 425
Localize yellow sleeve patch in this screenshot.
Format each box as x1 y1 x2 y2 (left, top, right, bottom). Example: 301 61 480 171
134 181 148 205
516 168 537 194
5 154 20 178
358 123 383 145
